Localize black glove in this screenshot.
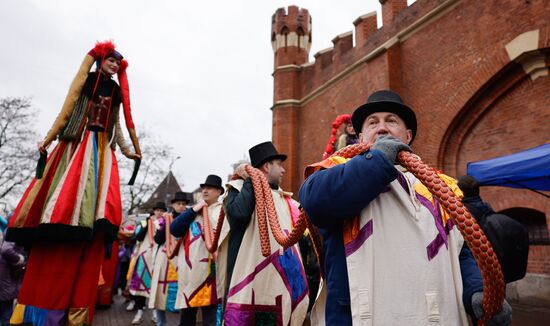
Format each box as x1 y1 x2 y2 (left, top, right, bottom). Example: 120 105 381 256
371 135 412 164
472 292 512 326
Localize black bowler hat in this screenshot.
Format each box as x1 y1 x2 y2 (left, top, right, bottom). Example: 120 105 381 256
249 141 287 168
171 191 190 204
351 90 417 143
200 174 225 194
153 201 167 212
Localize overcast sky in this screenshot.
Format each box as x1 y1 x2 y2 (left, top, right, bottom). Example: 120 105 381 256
0 0 394 192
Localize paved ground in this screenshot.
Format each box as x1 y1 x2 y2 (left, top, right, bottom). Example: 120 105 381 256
94 295 180 326
509 302 550 326
95 295 550 325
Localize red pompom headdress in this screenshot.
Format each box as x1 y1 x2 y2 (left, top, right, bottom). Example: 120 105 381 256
59 40 141 158
87 41 135 130
322 114 352 159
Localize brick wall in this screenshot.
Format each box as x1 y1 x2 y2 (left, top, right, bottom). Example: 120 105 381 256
528 246 550 274
271 0 550 194
271 0 550 278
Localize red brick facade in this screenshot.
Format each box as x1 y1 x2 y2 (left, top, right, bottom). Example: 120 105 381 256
528 246 550 275
271 0 550 275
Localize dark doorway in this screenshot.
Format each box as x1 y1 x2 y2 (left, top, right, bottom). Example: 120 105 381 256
499 207 549 245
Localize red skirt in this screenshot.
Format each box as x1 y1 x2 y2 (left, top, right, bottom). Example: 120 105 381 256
7 131 122 242
97 241 120 306
10 234 105 325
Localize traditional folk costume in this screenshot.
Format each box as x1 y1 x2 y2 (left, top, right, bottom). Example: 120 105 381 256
304 158 472 325
6 41 141 326
175 202 224 308
148 225 179 311
170 177 228 326
148 199 185 320
128 216 158 303
221 142 309 326
96 241 120 306
299 91 484 325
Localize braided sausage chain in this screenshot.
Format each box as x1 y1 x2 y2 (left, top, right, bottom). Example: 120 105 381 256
243 165 323 258
334 143 504 325
147 218 155 248
201 205 226 260
164 213 181 259
196 143 503 323
197 167 324 265
165 206 227 260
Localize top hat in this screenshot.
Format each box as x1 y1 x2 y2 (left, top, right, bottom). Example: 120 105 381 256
249 141 287 168
351 90 417 143
200 174 224 194
171 191 190 204
152 201 167 212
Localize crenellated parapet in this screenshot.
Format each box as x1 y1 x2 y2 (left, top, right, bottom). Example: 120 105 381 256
270 0 458 193
353 12 378 49
271 6 311 67
272 0 468 103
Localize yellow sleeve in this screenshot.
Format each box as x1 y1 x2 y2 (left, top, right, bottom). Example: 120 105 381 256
43 55 94 145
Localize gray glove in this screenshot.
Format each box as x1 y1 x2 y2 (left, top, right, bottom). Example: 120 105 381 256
472 292 512 326
371 135 412 164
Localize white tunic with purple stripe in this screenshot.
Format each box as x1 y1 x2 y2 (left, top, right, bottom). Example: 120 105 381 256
312 168 469 325
222 179 309 326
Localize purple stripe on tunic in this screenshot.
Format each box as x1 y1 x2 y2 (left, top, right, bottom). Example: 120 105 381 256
422 197 457 260
345 219 373 257
396 173 410 195
224 295 283 326
446 218 455 232
227 251 279 298
427 234 445 260
416 194 448 247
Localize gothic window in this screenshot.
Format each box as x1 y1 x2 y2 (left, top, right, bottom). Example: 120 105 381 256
296 26 305 50
281 26 289 49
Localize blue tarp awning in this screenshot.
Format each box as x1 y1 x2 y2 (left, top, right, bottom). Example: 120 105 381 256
466 143 550 192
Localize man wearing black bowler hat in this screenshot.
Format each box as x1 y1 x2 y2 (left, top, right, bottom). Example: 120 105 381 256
299 90 511 325
219 141 309 325
170 175 226 326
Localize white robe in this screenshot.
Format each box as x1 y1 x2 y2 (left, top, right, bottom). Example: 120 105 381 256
312 169 469 326
220 179 309 326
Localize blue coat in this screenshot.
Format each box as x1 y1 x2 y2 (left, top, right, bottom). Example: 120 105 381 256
299 149 483 324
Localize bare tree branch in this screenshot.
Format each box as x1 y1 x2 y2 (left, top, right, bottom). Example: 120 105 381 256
0 97 38 210
118 127 175 216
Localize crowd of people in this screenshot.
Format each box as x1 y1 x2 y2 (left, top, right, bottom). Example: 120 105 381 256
0 41 517 326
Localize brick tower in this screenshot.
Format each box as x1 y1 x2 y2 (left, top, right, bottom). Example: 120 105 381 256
271 6 311 192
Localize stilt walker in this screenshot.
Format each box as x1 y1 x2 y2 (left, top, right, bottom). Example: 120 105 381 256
6 41 141 326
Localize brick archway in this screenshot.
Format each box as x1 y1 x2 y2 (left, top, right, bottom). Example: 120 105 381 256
439 45 550 177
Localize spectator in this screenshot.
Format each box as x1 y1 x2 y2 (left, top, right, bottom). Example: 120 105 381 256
0 235 26 326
